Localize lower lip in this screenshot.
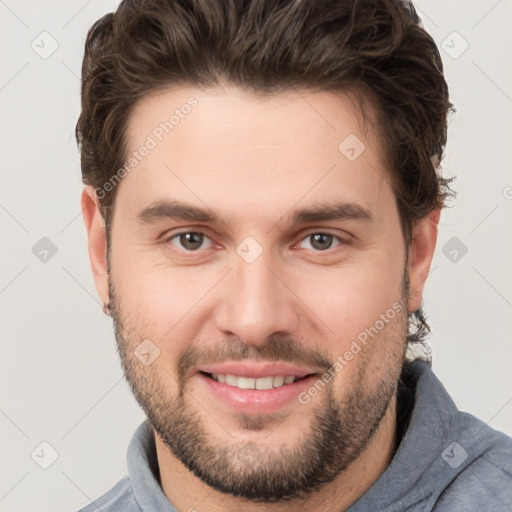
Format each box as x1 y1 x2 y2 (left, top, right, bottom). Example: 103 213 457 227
196 372 318 415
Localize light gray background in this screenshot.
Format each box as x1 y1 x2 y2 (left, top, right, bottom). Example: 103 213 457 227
1 1 511 511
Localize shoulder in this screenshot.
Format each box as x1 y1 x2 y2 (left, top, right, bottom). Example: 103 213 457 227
434 415 512 510
76 475 140 512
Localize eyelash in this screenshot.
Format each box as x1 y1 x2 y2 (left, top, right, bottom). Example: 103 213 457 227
164 230 349 255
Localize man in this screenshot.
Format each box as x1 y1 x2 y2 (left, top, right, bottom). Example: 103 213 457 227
76 0 512 510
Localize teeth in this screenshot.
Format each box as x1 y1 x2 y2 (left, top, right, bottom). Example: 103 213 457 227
255 376 273 390
225 374 238 386
273 376 284 387
237 376 256 389
210 373 298 390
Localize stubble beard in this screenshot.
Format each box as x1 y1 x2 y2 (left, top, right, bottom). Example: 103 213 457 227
109 270 409 503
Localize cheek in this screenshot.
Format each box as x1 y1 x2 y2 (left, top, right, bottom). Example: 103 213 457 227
111 224 405 357
299 249 405 350
112 246 217 347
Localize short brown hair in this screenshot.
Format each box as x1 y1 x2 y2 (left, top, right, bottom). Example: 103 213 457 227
75 0 456 348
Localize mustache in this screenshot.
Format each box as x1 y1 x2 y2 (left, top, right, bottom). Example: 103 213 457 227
176 335 333 384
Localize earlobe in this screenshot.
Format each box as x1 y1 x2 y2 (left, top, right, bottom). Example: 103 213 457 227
81 186 110 308
407 208 441 313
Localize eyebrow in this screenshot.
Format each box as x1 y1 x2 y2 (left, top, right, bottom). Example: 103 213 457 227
135 199 373 226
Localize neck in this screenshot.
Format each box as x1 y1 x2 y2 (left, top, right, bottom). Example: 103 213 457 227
154 395 398 512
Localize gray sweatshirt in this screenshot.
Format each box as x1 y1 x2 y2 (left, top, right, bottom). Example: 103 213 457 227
77 359 512 511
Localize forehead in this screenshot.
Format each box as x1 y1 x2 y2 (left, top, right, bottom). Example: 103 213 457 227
117 86 394 229
125 85 378 158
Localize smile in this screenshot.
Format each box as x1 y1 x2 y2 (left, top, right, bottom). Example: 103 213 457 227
205 372 300 390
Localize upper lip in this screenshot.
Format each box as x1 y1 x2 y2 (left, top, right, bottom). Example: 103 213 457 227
196 361 317 379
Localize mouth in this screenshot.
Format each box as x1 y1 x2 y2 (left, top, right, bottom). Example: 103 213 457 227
199 371 312 390
195 366 320 415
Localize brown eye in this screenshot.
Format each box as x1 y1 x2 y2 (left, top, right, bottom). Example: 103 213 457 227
168 232 212 251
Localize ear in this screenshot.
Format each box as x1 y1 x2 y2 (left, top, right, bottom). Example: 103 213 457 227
81 186 110 307
407 208 441 313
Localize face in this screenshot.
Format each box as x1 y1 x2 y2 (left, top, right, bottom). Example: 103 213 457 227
86 86 433 502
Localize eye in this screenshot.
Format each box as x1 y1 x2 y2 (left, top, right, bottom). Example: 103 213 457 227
297 232 344 251
167 231 214 251
165 230 347 254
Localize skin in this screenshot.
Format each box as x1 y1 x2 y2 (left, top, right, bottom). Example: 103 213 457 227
82 86 440 512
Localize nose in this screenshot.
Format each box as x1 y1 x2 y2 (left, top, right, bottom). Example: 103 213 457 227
214 255 300 347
